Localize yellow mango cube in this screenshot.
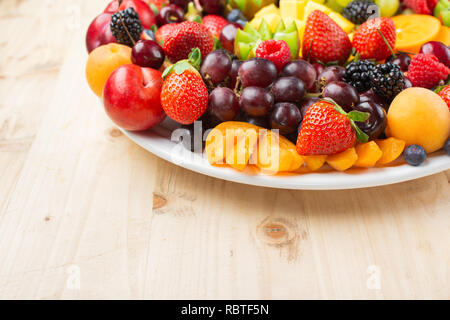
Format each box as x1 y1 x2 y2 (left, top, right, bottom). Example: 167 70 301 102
328 12 355 34
303 1 330 21
254 4 280 18
280 0 307 20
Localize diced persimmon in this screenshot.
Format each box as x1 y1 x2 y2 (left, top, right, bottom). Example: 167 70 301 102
225 127 259 171
205 121 260 165
256 130 304 173
303 155 327 171
375 137 406 165
327 147 358 171
354 141 383 167
205 127 227 164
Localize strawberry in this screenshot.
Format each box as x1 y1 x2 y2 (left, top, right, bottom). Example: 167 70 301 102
161 48 209 124
155 23 178 45
302 10 352 65
407 53 450 88
163 21 214 63
438 85 450 111
296 99 369 155
352 17 396 61
256 40 291 72
202 15 228 39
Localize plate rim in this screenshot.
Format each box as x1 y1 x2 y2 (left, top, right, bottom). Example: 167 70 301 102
120 125 450 190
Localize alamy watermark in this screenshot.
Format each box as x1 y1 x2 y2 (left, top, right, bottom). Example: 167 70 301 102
169 121 282 174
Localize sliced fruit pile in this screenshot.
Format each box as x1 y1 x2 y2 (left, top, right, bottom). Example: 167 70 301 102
85 0 450 175
205 121 407 172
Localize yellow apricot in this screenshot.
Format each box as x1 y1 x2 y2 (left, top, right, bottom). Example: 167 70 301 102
303 155 327 171
327 148 358 171
86 43 132 97
354 141 383 167
375 137 406 165
387 88 450 153
256 131 304 173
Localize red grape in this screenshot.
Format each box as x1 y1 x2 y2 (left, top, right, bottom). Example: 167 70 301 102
419 41 450 67
271 77 306 103
200 50 232 86
220 23 241 53
200 0 225 14
359 90 387 108
238 58 278 88
386 53 411 72
170 0 190 10
208 87 240 121
280 60 316 91
317 66 345 90
132 40 165 69
240 87 274 117
270 102 302 135
353 101 387 139
323 81 359 112
313 63 325 76
156 4 184 26
229 59 242 90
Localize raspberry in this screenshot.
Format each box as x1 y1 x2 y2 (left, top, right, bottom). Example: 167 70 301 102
407 54 450 89
256 40 291 72
438 85 450 111
427 0 439 11
403 0 434 14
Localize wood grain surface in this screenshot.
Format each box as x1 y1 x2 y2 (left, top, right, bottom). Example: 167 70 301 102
0 0 449 299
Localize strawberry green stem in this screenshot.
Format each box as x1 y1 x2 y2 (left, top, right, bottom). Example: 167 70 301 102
188 48 201 70
162 48 202 80
322 97 370 143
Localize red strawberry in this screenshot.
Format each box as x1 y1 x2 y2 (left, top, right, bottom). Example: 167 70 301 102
438 85 450 111
163 21 214 63
202 15 228 38
403 0 438 14
296 100 369 155
352 17 396 61
302 10 352 64
256 40 291 72
161 48 209 124
408 53 450 88
155 23 178 44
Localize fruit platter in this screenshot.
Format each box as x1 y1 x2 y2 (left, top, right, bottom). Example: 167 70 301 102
85 0 450 189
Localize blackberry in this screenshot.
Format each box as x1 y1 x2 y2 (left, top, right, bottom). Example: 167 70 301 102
344 60 376 92
371 63 405 101
110 8 143 47
343 0 378 25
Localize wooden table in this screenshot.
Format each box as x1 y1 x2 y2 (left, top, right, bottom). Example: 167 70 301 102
0 0 449 300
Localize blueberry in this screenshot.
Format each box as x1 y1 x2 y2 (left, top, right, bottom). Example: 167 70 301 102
404 145 427 166
444 139 450 156
236 19 247 28
227 9 244 23
143 29 155 41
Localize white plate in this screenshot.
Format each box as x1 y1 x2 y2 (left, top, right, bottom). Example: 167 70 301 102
121 118 450 190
